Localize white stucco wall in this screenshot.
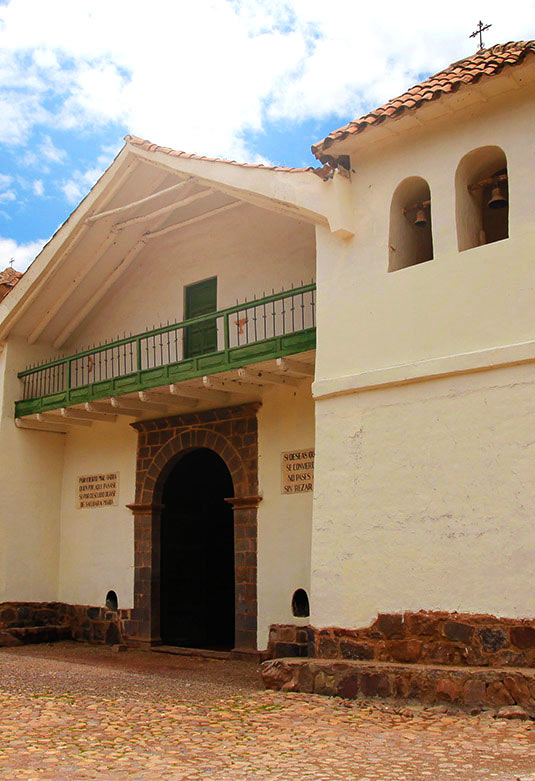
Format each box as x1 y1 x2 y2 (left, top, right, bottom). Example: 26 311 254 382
257 381 314 648
53 381 315 639
57 419 137 609
311 83 535 628
67 206 315 352
312 363 535 627
0 200 316 632
53 378 315 639
0 338 64 601
315 87 535 385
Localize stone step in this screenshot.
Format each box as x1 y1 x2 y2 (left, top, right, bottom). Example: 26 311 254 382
152 645 264 662
261 657 535 714
0 625 72 647
152 645 233 660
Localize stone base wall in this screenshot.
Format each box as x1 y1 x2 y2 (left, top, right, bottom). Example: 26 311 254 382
0 602 131 646
261 658 535 714
267 624 309 658
268 611 535 667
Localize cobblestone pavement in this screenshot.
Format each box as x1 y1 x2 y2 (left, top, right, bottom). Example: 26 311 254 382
1 643 535 780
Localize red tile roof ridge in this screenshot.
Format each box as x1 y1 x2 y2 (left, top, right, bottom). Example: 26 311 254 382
0 267 23 287
125 135 318 174
312 40 535 161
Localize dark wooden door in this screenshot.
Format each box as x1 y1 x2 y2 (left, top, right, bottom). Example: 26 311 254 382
184 278 217 358
160 448 235 650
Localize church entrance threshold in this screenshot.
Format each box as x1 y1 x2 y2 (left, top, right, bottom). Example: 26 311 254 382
160 448 235 651
152 645 233 660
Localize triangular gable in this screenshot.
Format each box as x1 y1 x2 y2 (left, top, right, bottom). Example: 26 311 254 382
0 137 352 345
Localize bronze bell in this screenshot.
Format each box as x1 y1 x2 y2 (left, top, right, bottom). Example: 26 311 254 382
414 207 428 227
488 182 507 209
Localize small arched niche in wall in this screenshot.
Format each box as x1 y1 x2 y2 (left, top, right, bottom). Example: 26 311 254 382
389 177 433 272
456 146 509 252
105 590 118 611
291 588 310 618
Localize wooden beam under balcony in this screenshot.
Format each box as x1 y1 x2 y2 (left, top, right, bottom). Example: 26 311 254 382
169 383 230 404
138 390 198 409
38 412 92 427
85 401 138 417
203 375 259 394
61 408 117 423
237 367 300 387
15 417 67 434
275 357 314 376
111 396 169 414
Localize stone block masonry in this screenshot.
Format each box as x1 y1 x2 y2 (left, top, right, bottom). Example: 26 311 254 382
0 602 131 646
267 610 535 667
264 611 535 712
129 403 260 650
261 657 535 714
267 624 309 658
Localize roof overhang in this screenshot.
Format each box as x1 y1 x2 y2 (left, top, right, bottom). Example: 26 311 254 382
313 47 535 163
0 138 354 345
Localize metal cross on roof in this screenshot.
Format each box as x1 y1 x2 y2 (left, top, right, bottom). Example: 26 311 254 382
470 20 492 50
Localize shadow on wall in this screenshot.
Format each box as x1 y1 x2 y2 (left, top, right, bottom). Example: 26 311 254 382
389 177 434 272
456 145 509 251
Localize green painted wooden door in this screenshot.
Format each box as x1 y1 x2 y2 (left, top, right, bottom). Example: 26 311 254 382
184 278 218 358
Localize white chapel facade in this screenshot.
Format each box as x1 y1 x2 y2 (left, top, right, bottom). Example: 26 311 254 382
0 41 534 660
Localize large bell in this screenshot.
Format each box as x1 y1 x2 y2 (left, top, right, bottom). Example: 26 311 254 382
488 182 507 209
414 207 428 227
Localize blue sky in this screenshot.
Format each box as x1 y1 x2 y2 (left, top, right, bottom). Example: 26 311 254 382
0 0 533 270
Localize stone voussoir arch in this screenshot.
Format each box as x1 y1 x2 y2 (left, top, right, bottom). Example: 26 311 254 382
140 427 251 506
127 403 261 651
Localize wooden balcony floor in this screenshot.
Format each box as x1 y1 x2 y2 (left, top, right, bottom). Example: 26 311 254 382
15 350 315 433
16 283 316 429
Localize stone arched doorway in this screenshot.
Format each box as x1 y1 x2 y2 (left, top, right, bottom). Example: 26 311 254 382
126 403 260 652
160 447 235 650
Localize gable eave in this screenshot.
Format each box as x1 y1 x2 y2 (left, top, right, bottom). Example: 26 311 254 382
0 145 136 342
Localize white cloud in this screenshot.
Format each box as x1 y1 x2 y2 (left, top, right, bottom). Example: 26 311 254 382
0 235 47 271
32 179 44 196
39 135 66 163
61 179 83 204
61 144 119 204
0 174 16 204
0 0 532 163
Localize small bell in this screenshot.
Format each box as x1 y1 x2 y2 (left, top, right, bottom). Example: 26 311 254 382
488 182 507 209
414 207 428 228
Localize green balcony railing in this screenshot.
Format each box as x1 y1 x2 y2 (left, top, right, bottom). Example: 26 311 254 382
16 283 316 417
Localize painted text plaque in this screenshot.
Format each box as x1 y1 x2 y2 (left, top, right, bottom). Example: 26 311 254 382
77 472 119 509
281 449 314 494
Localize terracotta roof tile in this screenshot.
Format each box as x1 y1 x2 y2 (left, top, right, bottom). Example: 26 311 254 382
0 267 23 287
312 41 535 161
125 135 318 174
